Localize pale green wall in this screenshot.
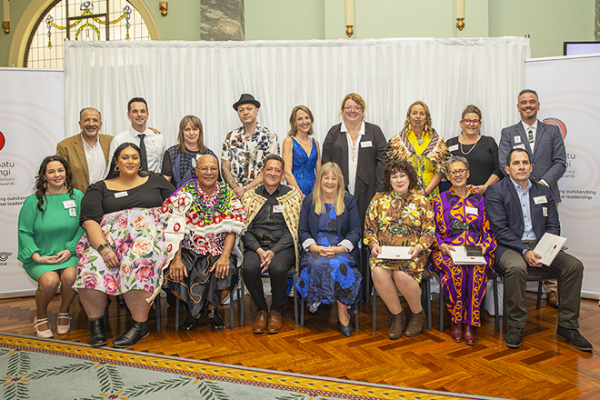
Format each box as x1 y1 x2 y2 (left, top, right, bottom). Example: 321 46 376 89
245 0 324 39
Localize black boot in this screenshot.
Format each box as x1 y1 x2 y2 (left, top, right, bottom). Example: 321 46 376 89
89 317 107 347
112 320 149 348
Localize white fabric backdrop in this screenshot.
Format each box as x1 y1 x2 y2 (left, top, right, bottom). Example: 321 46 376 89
64 37 530 155
526 54 600 300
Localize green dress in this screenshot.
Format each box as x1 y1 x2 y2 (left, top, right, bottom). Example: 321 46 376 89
17 190 85 281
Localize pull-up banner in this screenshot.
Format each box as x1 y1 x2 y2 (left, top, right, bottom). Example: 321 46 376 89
0 68 64 298
526 54 600 299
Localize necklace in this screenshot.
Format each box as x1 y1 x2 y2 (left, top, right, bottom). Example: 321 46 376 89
295 134 310 145
350 139 359 162
188 181 231 224
460 135 480 155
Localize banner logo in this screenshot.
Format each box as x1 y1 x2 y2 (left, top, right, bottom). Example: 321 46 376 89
0 131 5 151
0 252 12 262
542 118 567 140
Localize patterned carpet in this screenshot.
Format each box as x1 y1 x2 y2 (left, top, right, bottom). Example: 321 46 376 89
0 333 506 400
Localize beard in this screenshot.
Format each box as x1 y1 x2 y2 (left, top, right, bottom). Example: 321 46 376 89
82 129 98 137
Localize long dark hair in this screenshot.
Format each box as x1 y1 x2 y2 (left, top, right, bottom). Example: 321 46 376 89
35 155 75 215
106 142 150 180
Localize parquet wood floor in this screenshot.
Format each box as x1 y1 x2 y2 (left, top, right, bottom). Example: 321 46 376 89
1 292 598 400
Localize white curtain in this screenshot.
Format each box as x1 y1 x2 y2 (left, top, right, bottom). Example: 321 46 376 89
64 37 530 158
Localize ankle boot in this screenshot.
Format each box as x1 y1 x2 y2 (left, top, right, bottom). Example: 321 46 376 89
405 310 424 337
388 311 405 340
112 320 149 348
89 317 107 347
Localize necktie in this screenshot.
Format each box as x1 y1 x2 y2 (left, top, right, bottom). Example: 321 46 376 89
527 129 534 144
138 134 148 171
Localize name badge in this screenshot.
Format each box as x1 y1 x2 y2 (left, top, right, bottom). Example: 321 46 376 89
533 195 547 205
514 144 526 150
360 141 372 148
63 200 76 209
465 206 478 215
542 207 548 217
69 208 77 217
448 144 459 152
273 205 284 213
114 191 128 198
514 136 521 144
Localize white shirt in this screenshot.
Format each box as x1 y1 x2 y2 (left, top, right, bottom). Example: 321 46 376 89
522 120 538 152
81 133 109 184
341 120 365 195
109 127 166 173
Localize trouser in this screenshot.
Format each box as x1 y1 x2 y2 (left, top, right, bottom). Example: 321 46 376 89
496 241 583 329
243 245 295 313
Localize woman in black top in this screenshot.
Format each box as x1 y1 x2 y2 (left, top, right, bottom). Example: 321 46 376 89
445 105 501 195
74 143 175 348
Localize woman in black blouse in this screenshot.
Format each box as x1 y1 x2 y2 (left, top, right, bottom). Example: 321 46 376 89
73 143 175 348
445 105 501 194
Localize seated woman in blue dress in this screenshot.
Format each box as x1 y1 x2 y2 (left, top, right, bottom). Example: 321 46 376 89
295 162 362 336
282 105 321 195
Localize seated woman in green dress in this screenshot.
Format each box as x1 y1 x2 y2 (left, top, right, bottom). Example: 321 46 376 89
18 155 84 338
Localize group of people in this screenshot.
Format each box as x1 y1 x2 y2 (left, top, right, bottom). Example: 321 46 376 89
16 90 592 353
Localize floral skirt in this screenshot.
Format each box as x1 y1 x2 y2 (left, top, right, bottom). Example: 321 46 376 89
73 208 172 298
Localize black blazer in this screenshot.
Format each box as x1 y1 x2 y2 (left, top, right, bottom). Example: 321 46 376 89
321 121 387 226
485 178 560 260
298 192 362 260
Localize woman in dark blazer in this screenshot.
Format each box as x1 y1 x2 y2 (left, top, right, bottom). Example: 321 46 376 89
295 162 362 337
322 93 387 226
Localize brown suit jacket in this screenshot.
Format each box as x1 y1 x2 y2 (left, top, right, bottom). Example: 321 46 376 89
56 133 113 193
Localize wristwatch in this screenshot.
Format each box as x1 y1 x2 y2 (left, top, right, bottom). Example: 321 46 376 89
97 243 109 252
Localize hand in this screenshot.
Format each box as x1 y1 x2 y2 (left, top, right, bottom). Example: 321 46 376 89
54 250 72 264
472 185 488 195
440 243 455 256
408 245 422 259
320 246 345 258
33 252 61 264
169 257 188 283
370 244 382 258
99 246 119 269
524 250 543 267
539 180 549 187
415 189 427 196
476 243 488 256
211 254 231 278
233 186 246 199
149 127 161 135
257 249 274 273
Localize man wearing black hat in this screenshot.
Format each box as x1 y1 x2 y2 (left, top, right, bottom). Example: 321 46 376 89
222 94 280 199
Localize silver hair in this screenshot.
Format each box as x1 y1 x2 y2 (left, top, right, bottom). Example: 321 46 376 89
445 155 469 171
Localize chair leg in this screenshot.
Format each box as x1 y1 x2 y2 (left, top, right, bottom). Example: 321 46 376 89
503 282 508 334
493 278 500 333
293 273 298 326
366 265 370 312
175 298 180 332
300 297 305 328
536 281 543 310
155 296 161 333
372 287 377 333
230 292 235 330
439 285 444 332
240 273 245 328
426 279 432 332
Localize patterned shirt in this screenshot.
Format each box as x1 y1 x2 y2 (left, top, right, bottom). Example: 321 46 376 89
221 123 279 186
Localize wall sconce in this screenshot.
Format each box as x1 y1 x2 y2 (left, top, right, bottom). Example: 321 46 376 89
456 0 465 31
345 0 353 38
2 0 10 34
159 1 168 17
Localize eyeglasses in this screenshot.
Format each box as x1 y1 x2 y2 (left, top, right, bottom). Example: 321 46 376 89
448 169 468 176
461 119 481 125
343 106 363 112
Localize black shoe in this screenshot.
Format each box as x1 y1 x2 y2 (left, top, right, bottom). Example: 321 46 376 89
340 320 353 337
348 302 359 317
557 326 593 352
89 317 107 347
209 309 225 332
505 326 523 348
183 308 208 332
112 320 149 348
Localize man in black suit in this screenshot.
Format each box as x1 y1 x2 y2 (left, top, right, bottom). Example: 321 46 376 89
486 149 591 351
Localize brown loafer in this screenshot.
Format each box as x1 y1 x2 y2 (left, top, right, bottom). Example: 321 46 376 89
547 291 559 309
451 322 464 343
252 311 268 334
464 324 478 346
267 311 283 334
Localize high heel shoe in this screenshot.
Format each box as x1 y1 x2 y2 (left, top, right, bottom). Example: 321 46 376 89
56 313 71 335
34 317 53 338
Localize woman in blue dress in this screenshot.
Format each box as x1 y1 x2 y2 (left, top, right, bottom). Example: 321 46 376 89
295 162 362 336
282 105 321 195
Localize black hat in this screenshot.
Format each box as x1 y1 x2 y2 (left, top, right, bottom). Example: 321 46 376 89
233 93 261 111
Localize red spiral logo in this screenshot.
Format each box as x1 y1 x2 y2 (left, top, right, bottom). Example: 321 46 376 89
542 118 567 140
0 131 5 151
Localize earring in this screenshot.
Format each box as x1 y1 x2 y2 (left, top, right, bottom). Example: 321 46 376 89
115 166 120 172
139 165 143 171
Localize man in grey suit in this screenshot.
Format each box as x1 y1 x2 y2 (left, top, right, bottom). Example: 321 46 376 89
486 149 591 352
498 89 566 308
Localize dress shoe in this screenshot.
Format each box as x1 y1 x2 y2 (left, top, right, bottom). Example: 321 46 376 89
450 322 464 343
112 320 149 348
505 326 523 349
547 291 559 309
88 317 107 347
348 302 359 317
464 324 478 346
34 317 53 339
340 320 353 337
209 309 225 332
56 313 71 335
267 311 283 334
557 326 593 352
388 311 405 340
183 308 208 332
404 310 424 337
252 310 268 334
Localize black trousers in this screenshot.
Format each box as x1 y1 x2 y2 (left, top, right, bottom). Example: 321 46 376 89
243 245 295 313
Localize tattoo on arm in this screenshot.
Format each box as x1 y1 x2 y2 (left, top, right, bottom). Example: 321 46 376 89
221 165 239 188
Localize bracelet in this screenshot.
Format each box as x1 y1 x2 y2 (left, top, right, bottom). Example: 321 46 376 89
244 186 247 192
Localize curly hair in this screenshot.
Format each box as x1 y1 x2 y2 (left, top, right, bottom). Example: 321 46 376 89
382 160 418 193
34 155 75 215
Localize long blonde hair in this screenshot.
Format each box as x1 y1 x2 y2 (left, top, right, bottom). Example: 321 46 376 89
402 100 432 133
313 162 346 216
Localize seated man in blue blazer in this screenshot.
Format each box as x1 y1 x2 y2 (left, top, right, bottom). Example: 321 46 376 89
486 149 591 351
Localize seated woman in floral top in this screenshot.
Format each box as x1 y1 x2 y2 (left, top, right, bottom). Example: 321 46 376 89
364 160 435 340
